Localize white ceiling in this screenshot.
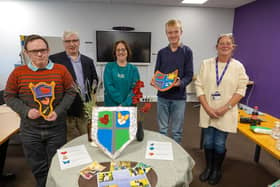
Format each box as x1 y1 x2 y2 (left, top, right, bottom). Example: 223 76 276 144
44 0 256 8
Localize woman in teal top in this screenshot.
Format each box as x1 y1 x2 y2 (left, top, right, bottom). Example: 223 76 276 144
104 40 140 106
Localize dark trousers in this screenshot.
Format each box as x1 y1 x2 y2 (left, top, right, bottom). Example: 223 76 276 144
20 122 66 187
203 127 228 153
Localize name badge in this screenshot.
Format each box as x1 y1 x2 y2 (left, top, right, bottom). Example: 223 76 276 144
211 91 221 100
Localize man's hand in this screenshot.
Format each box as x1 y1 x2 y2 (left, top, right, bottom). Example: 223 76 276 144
173 77 181 87
150 77 156 87
28 108 41 119
45 111 57 121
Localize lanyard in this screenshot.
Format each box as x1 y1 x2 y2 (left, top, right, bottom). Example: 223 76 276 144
215 57 231 87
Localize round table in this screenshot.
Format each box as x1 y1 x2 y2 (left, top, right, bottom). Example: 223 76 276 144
46 130 195 187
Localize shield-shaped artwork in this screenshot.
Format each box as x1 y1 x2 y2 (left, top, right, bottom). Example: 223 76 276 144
153 69 178 91
91 107 137 159
29 81 56 120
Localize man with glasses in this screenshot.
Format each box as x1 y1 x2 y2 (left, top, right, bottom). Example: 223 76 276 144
4 34 76 187
49 31 98 141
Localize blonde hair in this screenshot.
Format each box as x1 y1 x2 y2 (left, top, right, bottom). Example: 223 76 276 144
63 31 79 40
165 19 182 31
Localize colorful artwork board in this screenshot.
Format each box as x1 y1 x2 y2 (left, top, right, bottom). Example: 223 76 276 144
29 81 56 119
97 164 151 187
92 107 137 159
78 161 157 187
152 69 178 91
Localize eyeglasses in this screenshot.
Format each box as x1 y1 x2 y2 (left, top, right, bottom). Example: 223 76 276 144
27 48 48 55
64 39 79 43
116 48 127 53
218 42 233 46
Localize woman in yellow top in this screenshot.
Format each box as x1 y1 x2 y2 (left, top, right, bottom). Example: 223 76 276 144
195 34 249 185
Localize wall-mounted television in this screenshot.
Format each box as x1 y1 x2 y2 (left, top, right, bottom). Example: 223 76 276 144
96 30 151 64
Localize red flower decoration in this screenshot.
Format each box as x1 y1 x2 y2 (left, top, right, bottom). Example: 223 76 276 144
140 103 152 113
135 92 143 99
135 80 144 88
133 87 140 95
132 97 140 105
132 80 144 104
131 80 152 123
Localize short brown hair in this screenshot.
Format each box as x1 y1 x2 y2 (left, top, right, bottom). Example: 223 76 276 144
112 40 132 61
24 34 49 50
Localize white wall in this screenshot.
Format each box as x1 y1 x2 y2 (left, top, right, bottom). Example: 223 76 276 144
0 1 234 101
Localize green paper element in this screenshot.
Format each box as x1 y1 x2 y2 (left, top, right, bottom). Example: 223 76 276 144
115 129 129 151
98 111 113 128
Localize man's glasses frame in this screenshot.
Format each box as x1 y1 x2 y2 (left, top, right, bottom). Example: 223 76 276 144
27 48 49 55
64 39 80 44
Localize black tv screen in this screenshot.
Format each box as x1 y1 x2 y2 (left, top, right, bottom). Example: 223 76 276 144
96 30 151 63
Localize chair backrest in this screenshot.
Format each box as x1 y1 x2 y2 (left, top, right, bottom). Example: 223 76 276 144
0 90 5 105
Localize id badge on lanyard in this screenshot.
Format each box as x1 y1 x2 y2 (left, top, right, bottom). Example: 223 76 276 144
211 91 221 100
213 57 231 100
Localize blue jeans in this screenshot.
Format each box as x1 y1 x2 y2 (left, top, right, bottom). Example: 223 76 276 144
157 97 186 143
203 127 228 153
20 121 66 187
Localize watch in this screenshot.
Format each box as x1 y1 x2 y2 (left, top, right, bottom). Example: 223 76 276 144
227 104 233 110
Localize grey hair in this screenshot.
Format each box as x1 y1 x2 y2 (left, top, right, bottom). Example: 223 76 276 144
63 31 79 40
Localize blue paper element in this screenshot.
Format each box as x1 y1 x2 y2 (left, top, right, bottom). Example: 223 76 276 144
97 129 113 152
116 111 130 128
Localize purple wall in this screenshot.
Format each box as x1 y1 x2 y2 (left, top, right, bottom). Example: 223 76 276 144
233 0 280 118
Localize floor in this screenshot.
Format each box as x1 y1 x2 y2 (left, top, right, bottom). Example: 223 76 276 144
1 102 279 187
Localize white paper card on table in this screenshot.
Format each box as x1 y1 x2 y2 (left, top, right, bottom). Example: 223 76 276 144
145 140 174 160
57 144 92 170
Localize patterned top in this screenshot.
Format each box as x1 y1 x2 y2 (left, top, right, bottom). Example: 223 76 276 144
4 62 76 127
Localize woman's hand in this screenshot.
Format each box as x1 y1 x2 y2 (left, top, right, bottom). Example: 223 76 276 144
215 106 228 117
205 107 219 119
198 95 219 119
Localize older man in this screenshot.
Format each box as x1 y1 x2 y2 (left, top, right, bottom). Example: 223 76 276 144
4 34 76 187
49 31 98 141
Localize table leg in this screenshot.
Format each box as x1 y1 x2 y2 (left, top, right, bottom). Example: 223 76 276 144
254 144 261 163
0 139 15 180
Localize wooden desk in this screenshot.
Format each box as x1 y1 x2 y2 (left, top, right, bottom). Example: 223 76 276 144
0 105 20 179
0 106 20 144
238 110 280 162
